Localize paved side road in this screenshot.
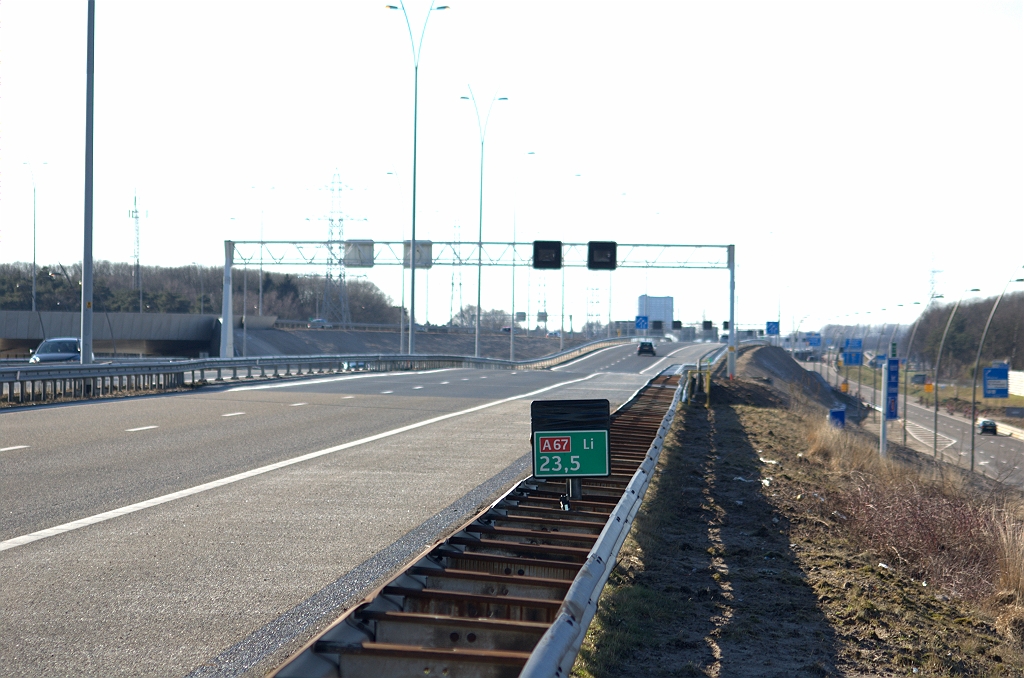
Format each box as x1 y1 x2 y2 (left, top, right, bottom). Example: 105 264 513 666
0 342 711 677
809 361 1024 484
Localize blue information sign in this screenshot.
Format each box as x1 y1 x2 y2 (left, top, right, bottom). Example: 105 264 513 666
842 351 863 366
807 335 821 347
984 367 1010 399
828 408 846 428
845 338 863 350
766 321 780 336
635 315 649 330
885 358 900 420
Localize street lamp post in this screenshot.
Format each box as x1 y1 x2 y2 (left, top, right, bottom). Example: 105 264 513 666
932 288 980 457
969 273 1024 472
900 302 923 447
193 262 204 314
23 162 47 312
560 261 565 351
461 87 507 358
388 1 448 355
872 320 888 416
80 0 96 365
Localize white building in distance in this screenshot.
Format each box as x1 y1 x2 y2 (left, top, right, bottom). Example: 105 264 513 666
637 295 673 332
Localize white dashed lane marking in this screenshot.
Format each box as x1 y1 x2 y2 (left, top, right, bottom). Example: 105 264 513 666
0 373 601 553
381 391 394 394
289 403 307 407
0 445 29 452
222 412 245 417
125 426 158 432
413 386 423 390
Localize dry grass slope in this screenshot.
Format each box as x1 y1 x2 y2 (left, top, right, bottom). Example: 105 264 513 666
574 348 1024 677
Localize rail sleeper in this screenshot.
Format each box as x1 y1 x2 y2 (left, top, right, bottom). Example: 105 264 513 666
272 371 685 678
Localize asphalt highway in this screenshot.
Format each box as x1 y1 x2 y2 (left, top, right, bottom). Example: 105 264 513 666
0 340 712 677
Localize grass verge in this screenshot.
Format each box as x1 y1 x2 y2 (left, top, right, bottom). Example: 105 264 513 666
573 377 1024 677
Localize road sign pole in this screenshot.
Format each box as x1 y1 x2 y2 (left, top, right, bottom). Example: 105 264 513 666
880 358 888 459
881 349 899 459
879 404 888 458
728 245 736 379
80 0 96 366
221 240 234 358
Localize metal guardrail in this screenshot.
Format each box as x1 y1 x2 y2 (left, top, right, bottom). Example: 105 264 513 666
270 366 687 677
520 348 728 677
0 336 654 405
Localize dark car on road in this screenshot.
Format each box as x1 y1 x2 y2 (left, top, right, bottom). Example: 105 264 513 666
978 419 998 435
637 341 656 356
29 337 82 364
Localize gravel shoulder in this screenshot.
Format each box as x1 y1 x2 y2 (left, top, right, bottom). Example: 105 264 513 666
573 348 1024 677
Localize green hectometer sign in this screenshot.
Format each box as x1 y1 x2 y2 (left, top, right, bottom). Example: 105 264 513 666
532 430 610 478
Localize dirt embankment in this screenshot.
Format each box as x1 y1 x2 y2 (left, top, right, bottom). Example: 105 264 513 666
573 347 1024 677
721 345 870 421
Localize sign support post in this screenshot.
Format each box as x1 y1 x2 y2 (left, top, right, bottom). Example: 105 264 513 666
881 343 899 459
728 245 736 379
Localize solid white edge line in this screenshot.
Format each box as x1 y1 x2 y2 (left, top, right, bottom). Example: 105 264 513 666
225 368 452 392
125 426 159 432
0 445 30 452
550 344 625 371
0 373 601 553
639 345 700 375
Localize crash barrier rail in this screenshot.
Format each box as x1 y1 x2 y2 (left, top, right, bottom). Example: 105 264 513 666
271 359 712 678
520 347 727 678
0 336 654 406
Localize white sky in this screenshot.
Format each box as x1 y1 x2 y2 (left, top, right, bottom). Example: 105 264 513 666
1 0 1021 334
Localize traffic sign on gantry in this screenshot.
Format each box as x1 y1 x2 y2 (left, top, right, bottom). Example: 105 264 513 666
586 241 617 270
635 316 649 330
230 240 732 270
532 241 562 269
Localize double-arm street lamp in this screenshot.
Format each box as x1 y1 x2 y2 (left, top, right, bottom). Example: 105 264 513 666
387 1 448 354
969 270 1024 472
461 87 508 357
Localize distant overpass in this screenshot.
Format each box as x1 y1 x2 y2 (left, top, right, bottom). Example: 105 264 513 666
0 310 273 358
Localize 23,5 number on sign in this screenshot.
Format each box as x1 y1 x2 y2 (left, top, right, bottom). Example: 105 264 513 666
532 430 610 478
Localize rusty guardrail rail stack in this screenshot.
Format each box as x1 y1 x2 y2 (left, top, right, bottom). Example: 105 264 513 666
271 359 709 678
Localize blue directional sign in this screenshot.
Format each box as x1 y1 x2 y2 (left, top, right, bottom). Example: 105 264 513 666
766 321 780 336
885 358 900 420
635 315 649 330
844 338 863 350
984 367 1010 399
842 351 863 366
807 335 821 347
